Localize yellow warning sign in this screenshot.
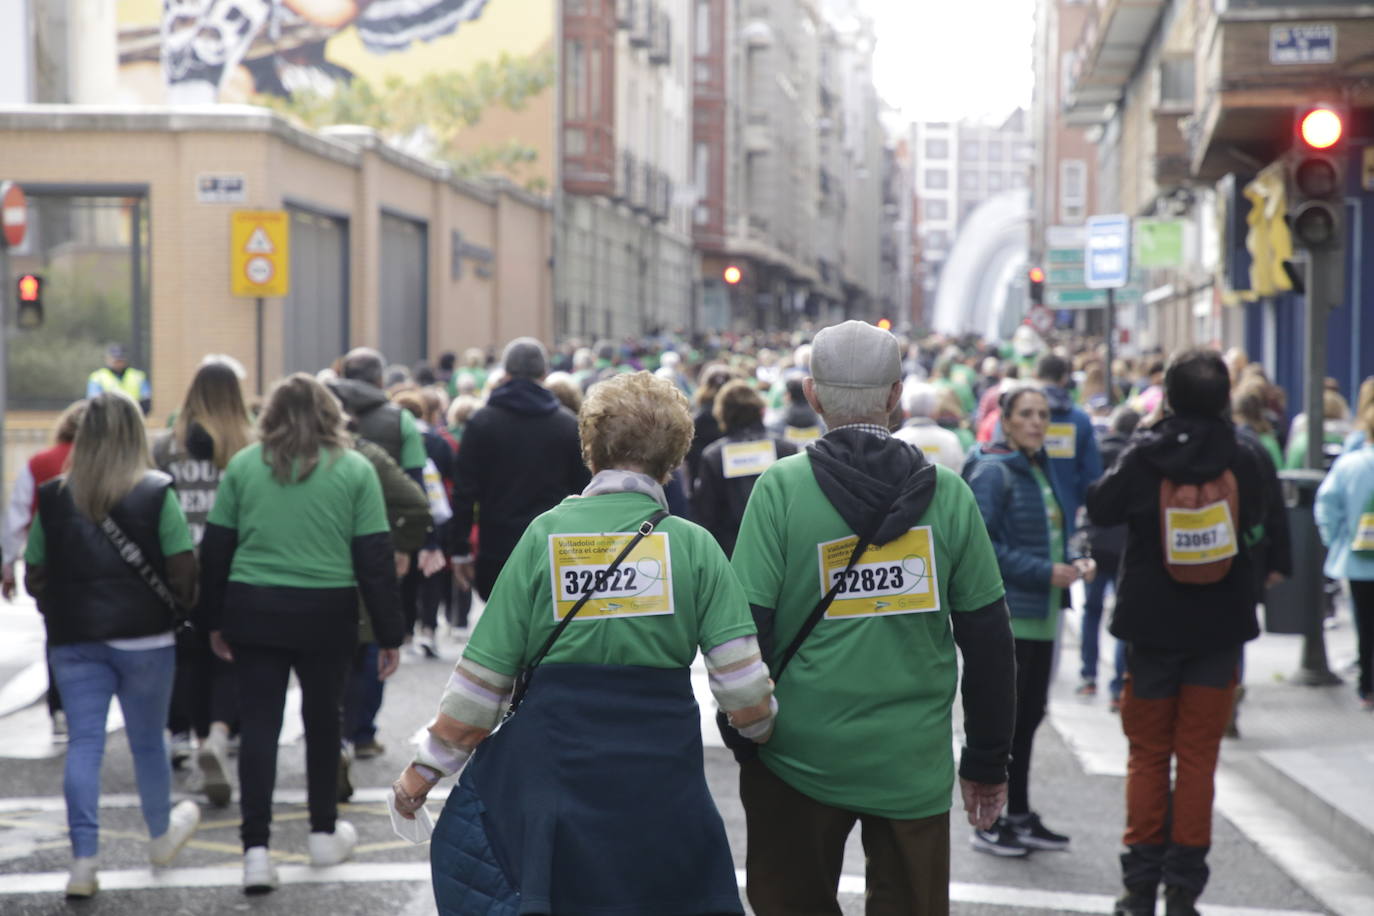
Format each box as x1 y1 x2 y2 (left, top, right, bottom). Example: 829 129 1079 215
231 210 289 298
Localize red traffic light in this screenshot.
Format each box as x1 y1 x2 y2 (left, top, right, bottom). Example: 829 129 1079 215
876 318 892 331
1299 107 1342 150
723 265 742 285
1028 267 1045 284
17 274 40 301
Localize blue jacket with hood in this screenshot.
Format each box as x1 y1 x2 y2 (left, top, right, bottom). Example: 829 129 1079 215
962 443 1075 621
1041 384 1102 526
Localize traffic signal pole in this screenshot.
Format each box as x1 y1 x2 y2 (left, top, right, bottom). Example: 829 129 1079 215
1295 251 1341 686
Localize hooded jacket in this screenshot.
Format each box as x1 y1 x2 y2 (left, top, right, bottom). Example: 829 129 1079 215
1086 414 1273 650
962 443 1074 622
450 378 590 598
1040 383 1102 526
329 378 408 465
692 425 798 557
768 429 1016 787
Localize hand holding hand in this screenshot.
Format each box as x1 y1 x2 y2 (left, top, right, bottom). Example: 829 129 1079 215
1050 563 1079 589
1074 558 1098 584
418 549 446 577
959 778 1007 831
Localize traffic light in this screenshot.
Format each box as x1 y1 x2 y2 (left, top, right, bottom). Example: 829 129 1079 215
15 273 42 329
723 265 742 285
1288 104 1345 252
1028 266 1045 306
876 318 892 331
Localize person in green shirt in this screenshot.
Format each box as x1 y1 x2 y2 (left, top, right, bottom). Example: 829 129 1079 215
195 374 405 894
730 320 1016 915
962 383 1096 858
392 371 773 916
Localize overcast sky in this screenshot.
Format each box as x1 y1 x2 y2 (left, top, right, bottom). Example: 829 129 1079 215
865 0 1036 123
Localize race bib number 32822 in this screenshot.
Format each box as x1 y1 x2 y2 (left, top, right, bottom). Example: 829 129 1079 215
816 526 940 619
1164 501 1238 565
547 531 673 620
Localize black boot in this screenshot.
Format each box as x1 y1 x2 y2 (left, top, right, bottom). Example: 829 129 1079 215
1112 885 1156 916
1163 885 1201 916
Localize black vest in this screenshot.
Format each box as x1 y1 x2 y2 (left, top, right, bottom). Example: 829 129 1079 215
36 471 176 646
354 401 405 466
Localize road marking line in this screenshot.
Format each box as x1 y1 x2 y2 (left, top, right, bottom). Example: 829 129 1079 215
0 786 448 815
0 862 1326 913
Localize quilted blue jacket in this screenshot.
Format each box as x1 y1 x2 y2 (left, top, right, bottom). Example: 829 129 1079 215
962 444 1074 620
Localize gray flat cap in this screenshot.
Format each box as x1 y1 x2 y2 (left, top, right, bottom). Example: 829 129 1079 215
810 321 901 389
502 337 548 379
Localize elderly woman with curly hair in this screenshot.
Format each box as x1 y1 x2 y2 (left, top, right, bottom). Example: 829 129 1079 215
394 371 776 916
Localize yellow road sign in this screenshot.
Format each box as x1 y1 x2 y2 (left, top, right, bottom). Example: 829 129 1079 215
231 210 290 298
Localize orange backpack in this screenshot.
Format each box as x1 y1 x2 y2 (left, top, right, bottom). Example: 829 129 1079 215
1159 469 1241 585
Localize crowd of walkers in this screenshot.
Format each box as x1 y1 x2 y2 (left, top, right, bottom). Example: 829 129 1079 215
6 318 1374 916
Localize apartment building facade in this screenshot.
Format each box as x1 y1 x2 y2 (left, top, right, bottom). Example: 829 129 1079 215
1053 0 1374 406
910 110 1033 316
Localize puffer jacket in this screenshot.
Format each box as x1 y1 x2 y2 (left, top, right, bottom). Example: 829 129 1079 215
1041 384 1102 526
962 443 1074 621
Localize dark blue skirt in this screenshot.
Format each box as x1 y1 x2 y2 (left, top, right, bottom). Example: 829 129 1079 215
430 663 743 916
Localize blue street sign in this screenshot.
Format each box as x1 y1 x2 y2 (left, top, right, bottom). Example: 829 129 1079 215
1085 214 1131 290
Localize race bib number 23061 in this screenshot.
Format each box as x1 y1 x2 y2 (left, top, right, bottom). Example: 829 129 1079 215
548 532 673 620
817 526 940 619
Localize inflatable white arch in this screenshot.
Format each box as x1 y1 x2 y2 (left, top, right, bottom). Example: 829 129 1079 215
931 189 1031 340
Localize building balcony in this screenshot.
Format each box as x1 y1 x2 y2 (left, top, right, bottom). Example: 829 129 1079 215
1187 8 1374 180
1063 0 1167 124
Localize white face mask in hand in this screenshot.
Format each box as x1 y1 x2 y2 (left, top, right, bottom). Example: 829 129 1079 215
388 790 435 844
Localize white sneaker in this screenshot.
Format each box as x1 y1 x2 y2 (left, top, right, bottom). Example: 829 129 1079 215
65 857 98 898
243 846 278 894
149 799 200 866
198 732 232 807
308 820 357 866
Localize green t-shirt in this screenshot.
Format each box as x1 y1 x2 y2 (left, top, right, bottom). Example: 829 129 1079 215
730 455 1006 819
463 491 756 675
1015 465 1064 642
398 410 428 472
206 443 389 588
25 489 194 566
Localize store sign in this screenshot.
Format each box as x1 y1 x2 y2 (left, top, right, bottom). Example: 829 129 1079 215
196 174 246 203
1136 219 1184 268
1270 25 1335 65
451 230 494 280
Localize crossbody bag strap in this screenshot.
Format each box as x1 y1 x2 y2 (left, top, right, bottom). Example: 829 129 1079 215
505 508 671 717
771 492 897 684
98 515 182 613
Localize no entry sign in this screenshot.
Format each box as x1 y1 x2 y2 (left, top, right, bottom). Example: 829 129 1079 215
1 182 27 249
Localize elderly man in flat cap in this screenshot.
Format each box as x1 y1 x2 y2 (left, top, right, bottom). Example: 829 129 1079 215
729 320 1017 915
450 338 590 601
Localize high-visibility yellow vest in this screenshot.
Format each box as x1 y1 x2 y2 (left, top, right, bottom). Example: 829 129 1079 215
87 366 148 402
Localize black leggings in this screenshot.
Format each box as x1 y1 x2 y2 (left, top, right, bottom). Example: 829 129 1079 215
1350 580 1374 699
233 643 352 850
168 628 239 738
1009 638 1055 816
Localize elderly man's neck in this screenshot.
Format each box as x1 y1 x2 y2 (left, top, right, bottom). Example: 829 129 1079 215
823 412 892 429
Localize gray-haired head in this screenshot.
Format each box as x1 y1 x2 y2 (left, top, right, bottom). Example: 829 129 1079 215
901 382 939 420
342 347 386 388
502 337 549 380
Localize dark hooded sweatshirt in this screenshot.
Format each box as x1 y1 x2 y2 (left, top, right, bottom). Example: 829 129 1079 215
759 430 1016 785
1086 414 1279 650
450 378 591 599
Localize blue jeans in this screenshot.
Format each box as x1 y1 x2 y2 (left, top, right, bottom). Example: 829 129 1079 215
48 641 176 858
344 642 383 746
1081 556 1126 696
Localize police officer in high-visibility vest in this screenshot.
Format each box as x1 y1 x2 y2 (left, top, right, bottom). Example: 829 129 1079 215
87 344 151 415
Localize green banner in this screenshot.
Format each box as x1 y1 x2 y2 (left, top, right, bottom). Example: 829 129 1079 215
1135 219 1184 268
1047 247 1085 264
1047 287 1143 308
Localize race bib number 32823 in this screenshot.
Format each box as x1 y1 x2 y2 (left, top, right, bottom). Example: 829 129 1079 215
1164 501 1238 565
547 532 673 620
816 526 940 619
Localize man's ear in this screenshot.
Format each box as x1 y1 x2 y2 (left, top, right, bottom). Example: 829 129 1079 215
803 377 823 415
886 381 902 413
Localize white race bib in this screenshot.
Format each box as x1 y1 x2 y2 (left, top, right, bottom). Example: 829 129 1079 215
817 526 941 619
1352 513 1374 552
1044 423 1076 459
785 425 823 444
722 440 778 479
1164 501 1238 565
548 532 673 620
